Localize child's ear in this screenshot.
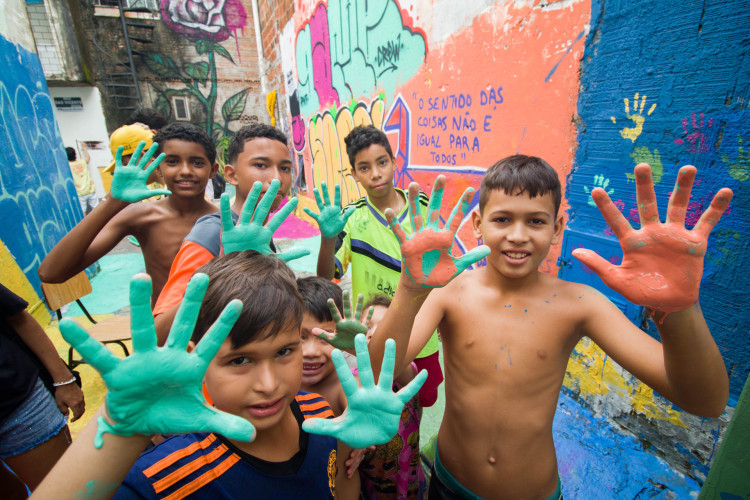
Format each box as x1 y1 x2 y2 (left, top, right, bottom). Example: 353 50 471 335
471 209 483 239
209 162 219 179
551 213 565 245
224 164 239 186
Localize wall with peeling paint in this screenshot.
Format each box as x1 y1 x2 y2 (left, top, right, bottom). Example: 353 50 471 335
276 0 750 482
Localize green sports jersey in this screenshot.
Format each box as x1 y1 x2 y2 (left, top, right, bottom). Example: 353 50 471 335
334 188 439 357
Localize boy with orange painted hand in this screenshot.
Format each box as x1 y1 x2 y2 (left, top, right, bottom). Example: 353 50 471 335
367 157 731 499
310 125 443 408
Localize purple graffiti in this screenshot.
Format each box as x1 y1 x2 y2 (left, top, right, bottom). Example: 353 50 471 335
160 0 247 42
289 90 306 152
309 4 339 108
673 112 714 154
383 94 414 188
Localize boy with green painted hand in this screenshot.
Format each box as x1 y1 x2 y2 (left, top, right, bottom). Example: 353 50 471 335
311 125 444 408
39 123 220 305
368 158 731 500
34 251 424 499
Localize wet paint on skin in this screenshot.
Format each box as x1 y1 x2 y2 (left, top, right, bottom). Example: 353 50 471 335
110 141 171 202
315 290 374 350
302 334 427 449
59 273 255 448
386 175 490 288
303 182 356 239
571 164 732 314
220 180 309 261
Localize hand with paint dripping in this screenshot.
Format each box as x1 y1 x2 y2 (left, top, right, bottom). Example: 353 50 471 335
572 163 732 314
302 334 427 449
110 141 171 202
303 182 356 239
386 176 490 288
314 290 374 351
59 273 255 448
220 180 310 261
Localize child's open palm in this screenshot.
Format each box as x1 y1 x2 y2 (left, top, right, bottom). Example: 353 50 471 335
59 273 256 448
220 180 309 261
303 182 355 239
314 290 373 350
302 334 427 449
387 176 489 288
572 164 732 313
110 141 171 202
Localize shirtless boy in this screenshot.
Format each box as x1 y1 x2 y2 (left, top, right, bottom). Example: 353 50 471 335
369 156 731 499
38 123 218 305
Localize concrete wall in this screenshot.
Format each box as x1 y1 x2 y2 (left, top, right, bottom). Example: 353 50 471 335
0 0 78 322
272 0 750 482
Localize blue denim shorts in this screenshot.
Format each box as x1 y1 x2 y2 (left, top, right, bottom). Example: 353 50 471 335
0 378 67 459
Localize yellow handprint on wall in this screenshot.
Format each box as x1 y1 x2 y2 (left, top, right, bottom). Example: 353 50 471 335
610 93 657 142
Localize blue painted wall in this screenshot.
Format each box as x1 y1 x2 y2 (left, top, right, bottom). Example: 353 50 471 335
0 33 83 297
568 0 750 400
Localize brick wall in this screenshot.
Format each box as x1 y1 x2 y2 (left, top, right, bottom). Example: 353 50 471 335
26 2 63 77
258 0 294 93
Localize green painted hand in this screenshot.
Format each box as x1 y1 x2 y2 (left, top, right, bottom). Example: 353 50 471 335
59 273 255 448
314 290 374 350
220 180 309 262
572 164 733 313
110 141 171 202
387 175 490 288
303 182 355 239
302 334 427 449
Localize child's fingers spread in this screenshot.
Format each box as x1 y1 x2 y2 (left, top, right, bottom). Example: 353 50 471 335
377 338 396 390
386 209 407 243
194 299 243 363
129 141 146 167
203 410 256 443
301 417 338 438
342 205 356 223
328 298 343 323
454 245 490 273
366 306 375 323
60 319 120 375
694 187 733 238
427 175 446 217
115 145 124 167
321 182 331 206
592 188 632 239
353 294 364 318
334 183 342 207
168 273 210 350
240 182 263 225
138 142 159 170
445 187 473 234
333 349 361 395
302 207 318 220
354 334 375 387
397 369 428 404
143 152 165 178
220 194 234 232
267 197 297 233
312 328 332 342
129 275 157 352
408 184 423 232
255 179 280 222
278 247 310 262
571 248 616 281
666 166 696 225
343 290 352 318
313 186 325 209
149 188 172 197
634 164 660 225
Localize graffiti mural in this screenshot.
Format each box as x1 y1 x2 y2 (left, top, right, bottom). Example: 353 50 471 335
295 0 426 116
142 0 250 139
0 34 81 296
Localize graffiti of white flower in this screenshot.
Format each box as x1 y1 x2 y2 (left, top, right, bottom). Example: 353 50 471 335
167 0 227 34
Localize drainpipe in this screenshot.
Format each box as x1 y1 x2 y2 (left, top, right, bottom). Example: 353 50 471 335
251 0 268 95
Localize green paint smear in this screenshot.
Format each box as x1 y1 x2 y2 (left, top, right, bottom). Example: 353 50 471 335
422 250 441 277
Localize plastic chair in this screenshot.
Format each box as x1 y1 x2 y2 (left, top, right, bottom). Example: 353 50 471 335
40 271 131 369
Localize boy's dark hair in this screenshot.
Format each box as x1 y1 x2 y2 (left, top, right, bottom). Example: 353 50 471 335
363 293 391 310
479 155 562 215
66 147 76 161
296 276 343 323
226 124 288 165
344 125 394 170
126 108 169 130
153 123 217 164
191 251 303 347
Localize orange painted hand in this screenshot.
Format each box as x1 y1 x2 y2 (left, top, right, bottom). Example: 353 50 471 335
386 175 490 288
572 164 732 313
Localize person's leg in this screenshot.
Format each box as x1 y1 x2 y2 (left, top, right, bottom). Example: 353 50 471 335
3 426 71 491
0 461 30 500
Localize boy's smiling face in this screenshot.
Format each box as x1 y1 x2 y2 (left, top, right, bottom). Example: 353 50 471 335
473 189 563 279
204 324 302 434
158 139 218 197
299 312 337 387
351 144 396 200
224 137 292 211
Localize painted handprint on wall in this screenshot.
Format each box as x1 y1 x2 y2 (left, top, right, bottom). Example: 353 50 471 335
610 93 657 142
627 146 663 184
721 136 750 182
583 175 614 207
674 112 714 154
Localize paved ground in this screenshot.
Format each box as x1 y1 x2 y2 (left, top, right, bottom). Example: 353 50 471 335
48 219 702 498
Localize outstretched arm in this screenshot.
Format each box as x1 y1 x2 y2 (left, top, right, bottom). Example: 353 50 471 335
367 176 489 377
307 183 354 279
576 164 731 416
38 142 169 284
